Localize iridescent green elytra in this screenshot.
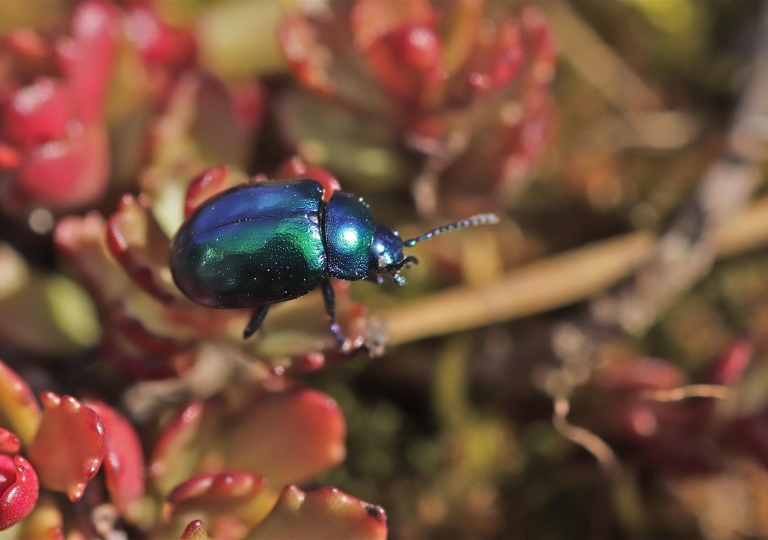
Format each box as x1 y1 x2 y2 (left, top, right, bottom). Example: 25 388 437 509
170 179 327 308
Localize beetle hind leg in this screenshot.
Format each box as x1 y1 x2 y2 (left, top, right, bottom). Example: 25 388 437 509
321 280 348 351
243 305 270 339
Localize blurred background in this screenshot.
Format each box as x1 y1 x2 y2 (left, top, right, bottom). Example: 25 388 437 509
2 0 768 539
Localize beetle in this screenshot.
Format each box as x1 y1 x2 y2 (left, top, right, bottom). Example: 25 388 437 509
169 178 498 348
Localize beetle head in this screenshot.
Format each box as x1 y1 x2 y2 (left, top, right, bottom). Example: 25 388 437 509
368 225 417 285
368 214 500 285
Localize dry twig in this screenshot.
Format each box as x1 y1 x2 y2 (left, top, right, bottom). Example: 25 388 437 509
552 397 619 473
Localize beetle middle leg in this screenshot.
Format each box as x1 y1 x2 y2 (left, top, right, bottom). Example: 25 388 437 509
321 280 347 350
243 304 270 339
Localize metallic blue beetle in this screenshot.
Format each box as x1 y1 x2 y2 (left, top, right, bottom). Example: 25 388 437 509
169 178 498 347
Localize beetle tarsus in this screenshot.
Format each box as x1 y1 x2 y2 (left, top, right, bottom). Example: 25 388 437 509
243 304 270 339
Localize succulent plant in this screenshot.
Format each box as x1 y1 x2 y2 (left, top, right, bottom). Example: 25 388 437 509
0 1 118 211
277 0 557 215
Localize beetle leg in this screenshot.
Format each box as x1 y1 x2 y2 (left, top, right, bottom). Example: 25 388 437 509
243 305 270 339
321 280 347 350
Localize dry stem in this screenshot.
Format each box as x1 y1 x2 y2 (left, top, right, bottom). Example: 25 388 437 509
377 195 768 346
552 397 618 473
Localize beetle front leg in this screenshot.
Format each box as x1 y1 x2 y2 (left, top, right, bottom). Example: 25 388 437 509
243 304 270 339
321 280 347 350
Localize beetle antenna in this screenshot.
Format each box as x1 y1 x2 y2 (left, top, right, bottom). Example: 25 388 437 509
403 214 500 247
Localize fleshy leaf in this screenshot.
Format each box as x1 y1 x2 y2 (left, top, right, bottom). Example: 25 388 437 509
107 193 177 303
351 0 443 106
18 493 63 540
18 125 110 208
278 14 336 96
0 143 21 170
245 486 387 540
223 386 346 487
706 339 754 385
350 0 436 49
149 401 218 495
55 212 134 301
166 471 275 528
56 0 119 126
27 393 107 501
0 455 39 531
364 24 445 106
84 400 145 518
189 75 262 168
0 428 20 455
275 156 341 202
0 270 98 356
56 212 231 373
451 17 524 100
124 6 197 73
180 519 213 540
1 78 74 150
184 166 244 217
0 360 42 447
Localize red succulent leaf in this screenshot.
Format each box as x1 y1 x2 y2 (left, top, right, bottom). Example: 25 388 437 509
184 166 243 218
2 28 49 64
0 359 42 447
113 314 193 359
180 519 213 540
350 0 443 107
245 486 387 540
223 385 346 487
275 156 341 202
27 392 107 501
103 340 183 380
350 0 436 49
150 401 221 495
229 82 265 132
521 6 557 89
124 7 197 73
55 212 137 314
0 428 20 455
705 339 754 386
278 14 336 97
18 125 109 208
84 400 145 517
454 18 524 99
594 358 687 391
0 143 21 170
18 493 64 540
0 455 39 531
190 75 263 167
107 193 177 303
166 471 275 528
1 77 74 150
56 213 230 372
518 90 554 161
365 24 446 106
56 0 119 126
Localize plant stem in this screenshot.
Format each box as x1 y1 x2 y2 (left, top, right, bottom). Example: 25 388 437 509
377 195 768 346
